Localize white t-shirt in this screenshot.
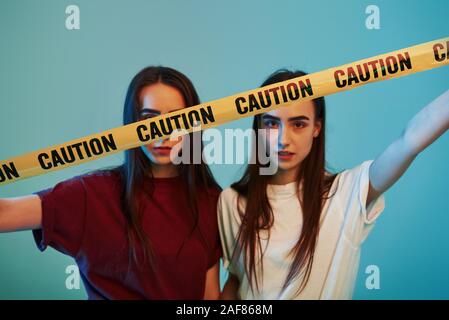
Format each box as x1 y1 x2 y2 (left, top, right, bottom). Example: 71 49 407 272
218 160 385 299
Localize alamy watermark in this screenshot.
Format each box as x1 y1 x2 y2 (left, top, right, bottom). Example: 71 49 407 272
159 126 280 175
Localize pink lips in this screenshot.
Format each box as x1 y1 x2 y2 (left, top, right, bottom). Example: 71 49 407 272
277 150 295 161
153 146 172 156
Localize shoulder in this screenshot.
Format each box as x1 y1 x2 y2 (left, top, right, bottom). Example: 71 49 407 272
217 187 244 234
217 187 244 219
195 183 222 207
339 160 373 176
33 169 122 206
337 160 373 188
77 168 123 193
218 187 242 206
219 186 239 200
331 160 376 211
207 185 223 199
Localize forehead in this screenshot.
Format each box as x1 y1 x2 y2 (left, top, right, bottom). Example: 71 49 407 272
139 83 186 112
264 100 316 120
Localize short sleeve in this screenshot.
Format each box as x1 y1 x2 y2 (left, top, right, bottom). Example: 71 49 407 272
32 175 87 257
338 160 386 246
217 188 242 276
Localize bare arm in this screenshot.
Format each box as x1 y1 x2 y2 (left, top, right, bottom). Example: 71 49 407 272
203 261 220 300
367 89 449 212
221 272 240 300
0 195 42 232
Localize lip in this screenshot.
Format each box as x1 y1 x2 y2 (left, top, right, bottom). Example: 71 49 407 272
277 150 295 161
152 146 172 156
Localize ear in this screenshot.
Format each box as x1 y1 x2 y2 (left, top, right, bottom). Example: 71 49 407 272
313 120 322 138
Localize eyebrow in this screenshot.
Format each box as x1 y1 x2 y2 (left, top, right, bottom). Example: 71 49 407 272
261 114 310 121
140 107 183 114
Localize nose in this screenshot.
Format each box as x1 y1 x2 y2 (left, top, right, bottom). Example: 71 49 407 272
153 136 169 147
278 124 291 149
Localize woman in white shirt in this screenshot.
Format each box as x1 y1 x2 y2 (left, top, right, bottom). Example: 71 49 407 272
218 69 449 300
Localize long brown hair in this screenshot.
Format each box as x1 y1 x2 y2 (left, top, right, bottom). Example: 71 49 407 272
231 69 337 296
111 66 220 270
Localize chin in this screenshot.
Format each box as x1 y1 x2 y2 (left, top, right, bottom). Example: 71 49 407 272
277 163 297 172
145 152 169 164
277 158 302 172
153 158 173 166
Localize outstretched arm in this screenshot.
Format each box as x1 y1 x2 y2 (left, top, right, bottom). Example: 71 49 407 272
367 89 449 212
0 195 42 232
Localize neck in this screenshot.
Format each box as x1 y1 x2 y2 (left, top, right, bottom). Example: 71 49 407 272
150 164 180 178
269 166 300 185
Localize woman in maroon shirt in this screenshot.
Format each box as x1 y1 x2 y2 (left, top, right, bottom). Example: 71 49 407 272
0 66 222 300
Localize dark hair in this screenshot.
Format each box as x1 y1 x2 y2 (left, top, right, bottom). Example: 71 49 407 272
231 69 337 296
111 66 220 269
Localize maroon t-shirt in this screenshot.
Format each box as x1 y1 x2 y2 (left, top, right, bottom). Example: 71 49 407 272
32 170 222 300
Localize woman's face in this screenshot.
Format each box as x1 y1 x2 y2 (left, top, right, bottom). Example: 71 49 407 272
261 100 321 173
138 83 185 166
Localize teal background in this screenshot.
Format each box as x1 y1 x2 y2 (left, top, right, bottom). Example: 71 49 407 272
1 0 448 299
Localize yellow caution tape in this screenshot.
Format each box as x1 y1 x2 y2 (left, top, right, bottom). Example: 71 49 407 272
1 37 448 185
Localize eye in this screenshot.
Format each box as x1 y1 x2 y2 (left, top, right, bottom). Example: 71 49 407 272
263 120 279 129
292 121 306 128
